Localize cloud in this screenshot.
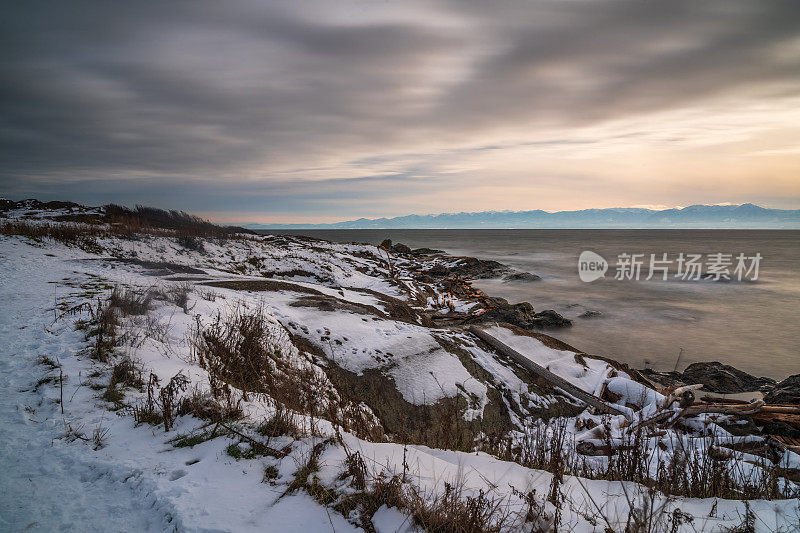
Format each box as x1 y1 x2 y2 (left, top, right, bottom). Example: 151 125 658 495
1 0 799 220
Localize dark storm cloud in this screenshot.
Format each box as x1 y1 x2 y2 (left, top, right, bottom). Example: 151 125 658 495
1 0 799 217
436 1 800 127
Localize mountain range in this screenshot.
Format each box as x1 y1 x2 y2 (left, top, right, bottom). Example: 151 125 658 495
246 203 800 229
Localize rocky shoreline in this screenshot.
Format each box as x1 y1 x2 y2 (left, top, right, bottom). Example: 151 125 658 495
382 239 800 407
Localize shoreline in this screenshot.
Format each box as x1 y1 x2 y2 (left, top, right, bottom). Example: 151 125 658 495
3 206 800 530
373 239 797 400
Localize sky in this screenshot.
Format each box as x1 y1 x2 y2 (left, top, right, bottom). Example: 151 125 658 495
2 0 800 224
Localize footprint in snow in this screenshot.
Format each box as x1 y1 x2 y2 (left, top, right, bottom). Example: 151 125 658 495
169 469 188 481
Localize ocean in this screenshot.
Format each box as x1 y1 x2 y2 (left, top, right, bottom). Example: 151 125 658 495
266 229 799 380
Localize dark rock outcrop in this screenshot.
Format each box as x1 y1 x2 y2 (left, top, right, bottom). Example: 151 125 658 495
447 257 510 279
578 310 602 319
642 362 775 394
0 198 83 212
466 302 572 330
378 239 412 254
392 243 412 254
502 271 541 282
412 247 444 255
425 264 450 277
639 369 684 389
764 374 800 405
682 362 775 394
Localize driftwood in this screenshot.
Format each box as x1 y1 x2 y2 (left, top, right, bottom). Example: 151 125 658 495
628 410 674 433
758 405 800 415
692 400 800 429
468 325 625 416
661 401 764 429
702 397 800 415
752 412 800 430
576 440 638 457
718 439 783 463
680 400 765 418
772 435 800 454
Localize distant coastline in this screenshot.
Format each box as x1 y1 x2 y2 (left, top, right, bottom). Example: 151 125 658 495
246 203 800 230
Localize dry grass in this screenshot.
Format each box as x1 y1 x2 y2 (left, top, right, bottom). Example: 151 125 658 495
108 286 153 316
192 302 286 402
104 204 252 240
1 204 253 250
333 469 518 533
487 417 799 502
83 297 119 363
0 220 104 250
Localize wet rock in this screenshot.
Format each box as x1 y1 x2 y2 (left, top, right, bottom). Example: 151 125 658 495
644 362 775 394
391 242 412 254
466 302 572 330
532 309 574 328
483 296 509 308
681 362 775 394
425 264 450 278
412 247 444 255
578 310 602 319
639 369 685 389
502 271 541 282
764 374 800 405
380 239 393 249
639 362 776 394
448 257 510 279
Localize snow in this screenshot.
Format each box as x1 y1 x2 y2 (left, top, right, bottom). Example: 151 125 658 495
484 324 614 394
1 222 798 532
371 505 417 533
0 245 174 532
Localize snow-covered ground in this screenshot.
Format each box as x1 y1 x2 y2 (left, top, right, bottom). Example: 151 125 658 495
1 215 798 531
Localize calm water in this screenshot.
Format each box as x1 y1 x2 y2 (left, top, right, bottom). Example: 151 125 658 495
268 229 799 379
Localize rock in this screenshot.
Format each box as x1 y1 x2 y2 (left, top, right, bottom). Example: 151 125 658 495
764 374 800 405
380 239 392 249
466 302 572 330
412 247 444 255
448 257 509 279
425 264 450 278
680 362 775 394
502 271 541 282
483 297 509 308
639 369 685 389
578 310 602 319
639 362 775 394
532 309 573 329
391 243 412 254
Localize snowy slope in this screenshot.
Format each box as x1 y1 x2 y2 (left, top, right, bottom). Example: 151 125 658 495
1 220 798 532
